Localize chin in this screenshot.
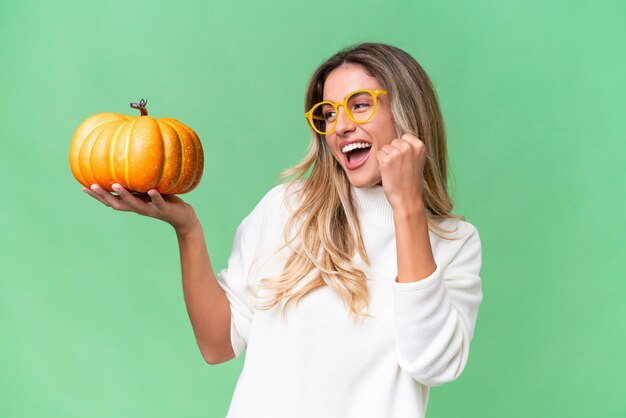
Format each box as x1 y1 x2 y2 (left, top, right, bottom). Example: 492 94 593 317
334 155 382 189
345 172 382 189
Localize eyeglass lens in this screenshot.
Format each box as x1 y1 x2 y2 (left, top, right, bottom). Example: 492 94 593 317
312 91 376 134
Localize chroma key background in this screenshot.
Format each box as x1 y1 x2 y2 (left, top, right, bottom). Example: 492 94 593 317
1 1 624 417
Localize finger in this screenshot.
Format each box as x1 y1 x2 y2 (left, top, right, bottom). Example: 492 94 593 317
375 150 390 166
111 184 148 212
391 138 412 152
83 186 111 206
89 184 124 209
147 189 168 210
401 133 424 150
400 133 419 142
381 144 399 156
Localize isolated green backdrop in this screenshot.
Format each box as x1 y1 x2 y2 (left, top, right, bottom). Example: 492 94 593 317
1 0 624 417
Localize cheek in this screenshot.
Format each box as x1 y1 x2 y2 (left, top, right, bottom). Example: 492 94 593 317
368 114 397 146
381 110 398 138
373 126 396 148
335 150 346 166
325 137 344 161
326 135 338 150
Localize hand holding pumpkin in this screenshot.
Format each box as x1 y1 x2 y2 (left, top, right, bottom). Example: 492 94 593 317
83 183 199 234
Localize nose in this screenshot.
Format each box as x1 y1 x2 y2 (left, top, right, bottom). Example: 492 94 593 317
333 105 355 136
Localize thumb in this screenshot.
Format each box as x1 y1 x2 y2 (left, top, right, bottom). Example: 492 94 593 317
375 150 389 169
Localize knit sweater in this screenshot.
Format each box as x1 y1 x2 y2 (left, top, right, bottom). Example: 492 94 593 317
216 182 483 418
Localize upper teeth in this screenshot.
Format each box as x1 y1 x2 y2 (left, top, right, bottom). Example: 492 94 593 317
342 142 372 154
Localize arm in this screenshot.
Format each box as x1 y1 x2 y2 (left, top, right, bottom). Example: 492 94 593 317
392 222 483 386
393 201 437 283
376 134 483 386
176 218 235 365
376 133 437 283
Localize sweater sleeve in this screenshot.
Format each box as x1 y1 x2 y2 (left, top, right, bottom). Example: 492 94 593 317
391 222 483 386
215 218 256 358
215 186 283 358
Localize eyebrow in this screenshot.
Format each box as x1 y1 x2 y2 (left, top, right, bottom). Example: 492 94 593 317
321 91 373 103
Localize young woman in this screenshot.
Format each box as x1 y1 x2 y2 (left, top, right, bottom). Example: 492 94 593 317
83 42 483 418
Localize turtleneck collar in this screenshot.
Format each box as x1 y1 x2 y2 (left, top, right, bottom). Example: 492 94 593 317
350 185 394 226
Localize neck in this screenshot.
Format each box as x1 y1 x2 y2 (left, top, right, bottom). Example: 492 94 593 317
350 184 394 226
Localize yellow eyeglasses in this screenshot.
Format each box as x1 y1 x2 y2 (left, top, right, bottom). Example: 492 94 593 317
304 89 388 135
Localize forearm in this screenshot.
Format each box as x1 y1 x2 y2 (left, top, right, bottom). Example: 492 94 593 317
392 215 483 386
176 219 234 364
393 201 436 283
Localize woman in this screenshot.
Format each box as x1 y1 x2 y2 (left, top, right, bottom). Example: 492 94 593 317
83 42 483 418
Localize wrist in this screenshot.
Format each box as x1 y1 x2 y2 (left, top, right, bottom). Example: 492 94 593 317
391 197 427 218
173 213 201 238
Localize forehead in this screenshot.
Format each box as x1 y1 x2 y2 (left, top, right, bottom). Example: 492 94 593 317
323 63 382 102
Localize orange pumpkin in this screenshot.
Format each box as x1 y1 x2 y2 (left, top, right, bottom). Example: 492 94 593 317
69 100 204 194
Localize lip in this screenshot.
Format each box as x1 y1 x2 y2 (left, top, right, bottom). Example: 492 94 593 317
339 139 372 171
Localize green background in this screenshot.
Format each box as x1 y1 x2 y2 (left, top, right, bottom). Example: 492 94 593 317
1 0 624 417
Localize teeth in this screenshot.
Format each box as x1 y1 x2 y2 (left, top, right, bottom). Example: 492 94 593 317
341 142 372 154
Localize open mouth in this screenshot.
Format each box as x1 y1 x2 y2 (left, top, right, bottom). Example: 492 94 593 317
342 142 372 170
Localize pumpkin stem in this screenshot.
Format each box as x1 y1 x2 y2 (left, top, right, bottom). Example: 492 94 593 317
130 99 148 116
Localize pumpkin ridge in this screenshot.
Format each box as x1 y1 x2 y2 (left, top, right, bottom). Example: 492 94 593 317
124 118 139 191
83 122 115 186
156 120 168 190
163 119 186 192
179 123 202 192
109 122 126 186
72 118 120 186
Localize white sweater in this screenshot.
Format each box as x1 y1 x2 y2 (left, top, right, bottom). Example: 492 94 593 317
216 183 483 418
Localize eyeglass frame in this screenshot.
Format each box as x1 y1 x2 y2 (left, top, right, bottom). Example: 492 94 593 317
304 89 388 135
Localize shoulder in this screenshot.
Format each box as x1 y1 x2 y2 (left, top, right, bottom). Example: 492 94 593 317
239 181 303 231
430 216 481 257
251 180 304 214
430 216 482 274
431 216 480 240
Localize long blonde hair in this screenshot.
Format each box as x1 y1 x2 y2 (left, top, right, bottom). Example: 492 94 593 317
255 42 464 320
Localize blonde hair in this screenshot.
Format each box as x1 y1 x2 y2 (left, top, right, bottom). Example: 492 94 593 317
256 42 465 320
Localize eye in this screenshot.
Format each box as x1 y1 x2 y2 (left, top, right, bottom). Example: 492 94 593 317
322 106 336 121
348 92 374 113
351 101 372 112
